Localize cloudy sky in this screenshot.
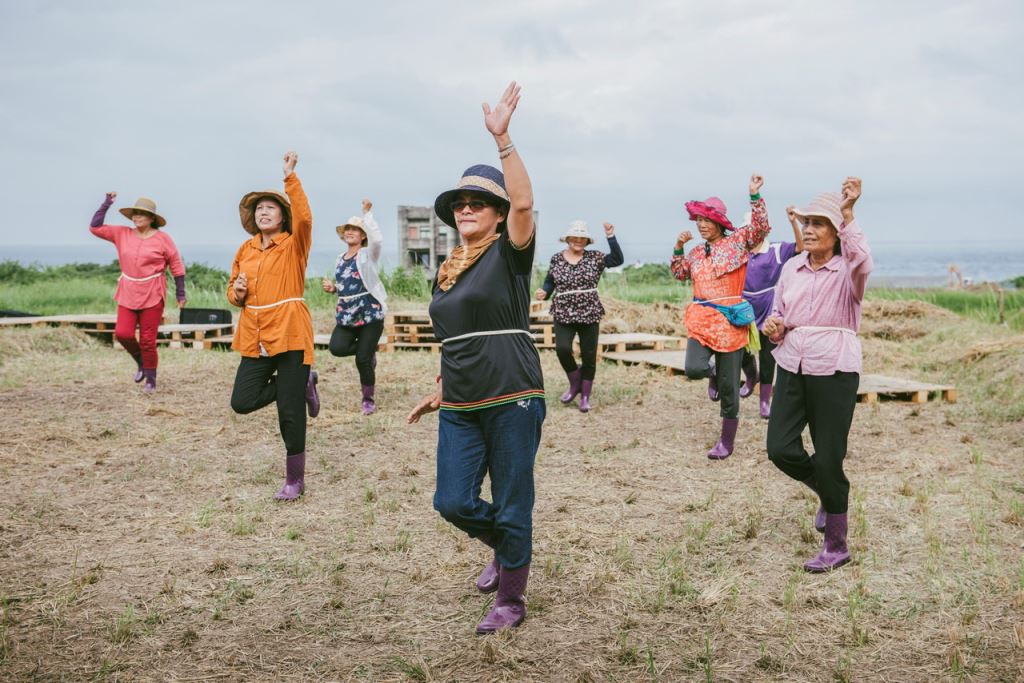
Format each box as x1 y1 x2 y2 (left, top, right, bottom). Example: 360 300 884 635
2 0 1021 266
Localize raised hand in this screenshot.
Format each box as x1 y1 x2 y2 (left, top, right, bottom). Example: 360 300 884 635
676 230 692 249
749 174 764 196
282 151 298 178
233 272 248 301
840 177 861 214
362 198 373 214
786 206 797 222
604 222 615 237
106 191 117 203
482 81 521 138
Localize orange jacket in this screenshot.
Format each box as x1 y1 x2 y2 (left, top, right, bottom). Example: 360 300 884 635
227 173 314 365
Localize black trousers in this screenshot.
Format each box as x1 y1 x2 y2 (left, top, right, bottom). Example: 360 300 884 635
684 338 743 419
742 332 778 385
554 322 600 380
230 350 309 456
328 320 383 386
766 366 859 513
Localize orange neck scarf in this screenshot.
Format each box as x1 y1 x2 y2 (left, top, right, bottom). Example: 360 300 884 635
436 233 501 292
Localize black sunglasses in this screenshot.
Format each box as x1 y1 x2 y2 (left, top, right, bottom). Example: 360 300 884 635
450 199 491 213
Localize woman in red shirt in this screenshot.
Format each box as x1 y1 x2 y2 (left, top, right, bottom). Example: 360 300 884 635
90 194 186 393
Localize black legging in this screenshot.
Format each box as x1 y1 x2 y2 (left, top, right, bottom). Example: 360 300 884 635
329 320 384 386
742 332 778 384
230 350 309 455
684 338 743 419
554 322 600 380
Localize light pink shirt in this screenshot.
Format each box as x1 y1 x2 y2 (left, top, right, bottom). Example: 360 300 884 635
90 225 185 310
770 219 872 375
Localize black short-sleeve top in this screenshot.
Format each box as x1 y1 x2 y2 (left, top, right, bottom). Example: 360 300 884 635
429 231 545 411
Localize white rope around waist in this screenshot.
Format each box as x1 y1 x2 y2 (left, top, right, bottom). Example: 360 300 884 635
338 291 369 302
246 297 306 311
741 286 775 296
554 287 598 298
693 295 743 303
794 325 856 334
441 329 533 345
119 272 163 282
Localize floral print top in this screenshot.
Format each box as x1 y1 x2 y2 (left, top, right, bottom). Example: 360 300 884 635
545 237 623 325
335 253 384 327
671 198 770 352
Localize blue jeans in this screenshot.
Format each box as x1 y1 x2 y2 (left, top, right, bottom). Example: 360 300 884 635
433 397 546 569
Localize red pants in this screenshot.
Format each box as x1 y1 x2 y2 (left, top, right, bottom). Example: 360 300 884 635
115 304 163 369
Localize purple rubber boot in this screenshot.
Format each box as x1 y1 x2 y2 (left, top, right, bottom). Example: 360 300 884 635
476 564 529 634
707 417 738 460
475 532 500 593
274 452 305 501
579 379 593 413
707 358 720 402
305 371 320 418
131 353 144 383
142 369 157 394
361 384 376 416
804 512 851 572
560 368 582 404
740 353 757 398
759 384 773 419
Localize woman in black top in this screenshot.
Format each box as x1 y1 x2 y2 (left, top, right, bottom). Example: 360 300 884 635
536 220 624 412
408 82 544 635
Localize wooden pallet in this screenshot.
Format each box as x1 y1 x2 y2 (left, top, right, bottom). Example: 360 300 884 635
592 333 685 355
154 323 235 349
205 333 389 353
0 313 171 330
385 310 554 350
857 375 957 404
602 350 689 376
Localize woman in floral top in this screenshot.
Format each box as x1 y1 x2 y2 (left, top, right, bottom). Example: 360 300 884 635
536 220 624 412
672 174 770 459
321 199 388 415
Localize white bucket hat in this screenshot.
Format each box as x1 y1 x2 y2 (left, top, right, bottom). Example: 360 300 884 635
559 220 593 244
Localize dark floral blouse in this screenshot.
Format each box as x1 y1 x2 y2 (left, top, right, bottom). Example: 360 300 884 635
544 236 623 325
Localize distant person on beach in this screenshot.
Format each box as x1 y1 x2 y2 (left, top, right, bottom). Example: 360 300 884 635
738 206 805 418
321 199 388 415
89 193 186 394
407 82 545 635
227 151 319 502
763 177 871 573
535 220 624 412
672 174 771 459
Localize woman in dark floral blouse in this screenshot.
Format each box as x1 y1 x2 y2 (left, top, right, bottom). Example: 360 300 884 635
536 220 624 412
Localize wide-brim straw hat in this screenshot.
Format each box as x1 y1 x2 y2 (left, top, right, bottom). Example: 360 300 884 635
684 196 734 232
792 192 843 230
119 198 166 228
433 164 511 231
560 220 593 244
336 215 368 247
239 189 292 236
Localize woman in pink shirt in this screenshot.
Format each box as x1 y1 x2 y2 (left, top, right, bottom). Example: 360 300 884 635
90 193 186 393
763 177 870 573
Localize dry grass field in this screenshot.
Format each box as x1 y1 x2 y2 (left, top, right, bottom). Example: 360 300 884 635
0 300 1022 682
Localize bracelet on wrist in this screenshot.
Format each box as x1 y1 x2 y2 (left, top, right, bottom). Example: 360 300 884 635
498 145 516 160
749 192 762 201
673 247 686 256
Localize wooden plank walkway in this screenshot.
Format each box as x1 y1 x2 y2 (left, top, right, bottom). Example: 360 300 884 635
602 350 957 403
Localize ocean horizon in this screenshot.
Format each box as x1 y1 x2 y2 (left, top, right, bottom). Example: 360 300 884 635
5 240 1023 289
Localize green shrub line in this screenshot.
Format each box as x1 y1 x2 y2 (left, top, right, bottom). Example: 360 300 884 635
1 259 1021 329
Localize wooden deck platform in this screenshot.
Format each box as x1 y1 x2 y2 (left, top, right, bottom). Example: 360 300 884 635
594 333 684 355
601 350 957 403
0 313 170 330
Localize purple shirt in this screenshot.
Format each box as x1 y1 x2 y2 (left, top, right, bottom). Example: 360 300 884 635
770 219 872 376
743 241 797 328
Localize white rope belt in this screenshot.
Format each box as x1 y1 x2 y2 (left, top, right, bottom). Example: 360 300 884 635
741 286 775 296
338 292 369 302
246 297 305 311
794 325 856 334
693 295 742 303
120 272 163 282
554 287 598 298
441 329 533 345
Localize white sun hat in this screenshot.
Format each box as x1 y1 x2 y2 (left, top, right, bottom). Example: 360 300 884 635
559 220 593 244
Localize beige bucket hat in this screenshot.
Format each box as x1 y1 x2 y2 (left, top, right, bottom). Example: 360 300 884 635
792 192 843 229
336 216 368 247
560 220 594 244
239 190 292 235
119 198 166 228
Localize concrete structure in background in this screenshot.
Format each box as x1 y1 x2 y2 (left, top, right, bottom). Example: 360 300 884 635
396 205 539 273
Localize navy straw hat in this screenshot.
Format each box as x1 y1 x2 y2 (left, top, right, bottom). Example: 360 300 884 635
433 164 511 230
